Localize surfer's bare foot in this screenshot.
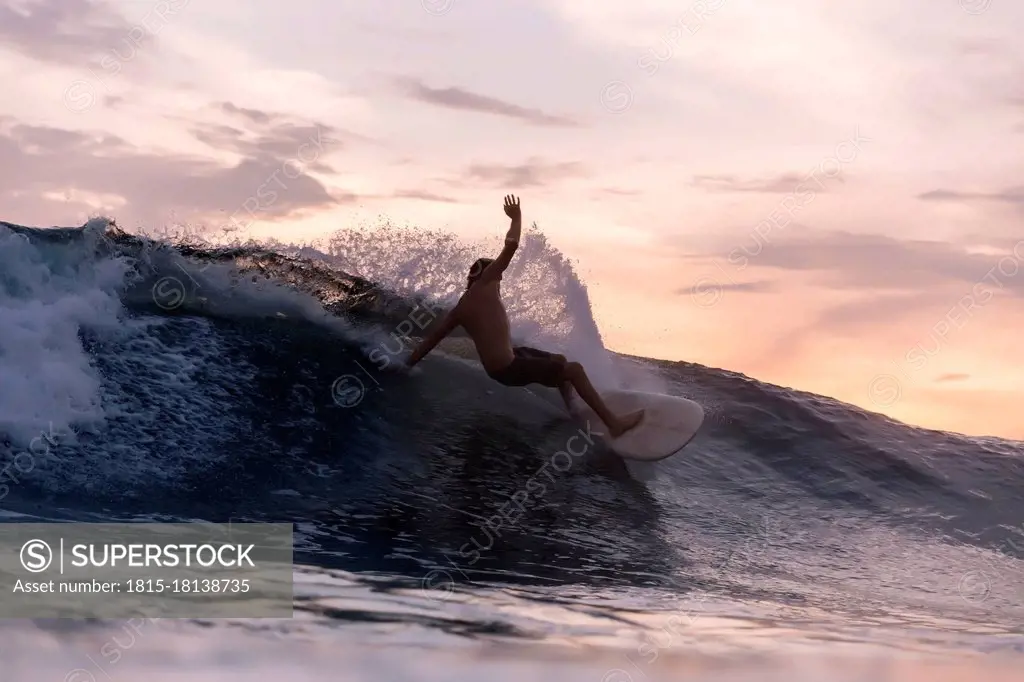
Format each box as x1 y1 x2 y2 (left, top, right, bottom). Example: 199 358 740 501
608 409 644 438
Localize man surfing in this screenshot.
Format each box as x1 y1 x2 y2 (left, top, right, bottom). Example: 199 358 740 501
405 195 644 438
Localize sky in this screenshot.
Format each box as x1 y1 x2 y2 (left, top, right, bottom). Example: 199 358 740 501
1 0 1022 439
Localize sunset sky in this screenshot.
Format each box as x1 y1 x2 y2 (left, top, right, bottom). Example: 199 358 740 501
1 0 1022 439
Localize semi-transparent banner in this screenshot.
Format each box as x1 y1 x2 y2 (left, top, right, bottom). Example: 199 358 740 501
0 523 293 617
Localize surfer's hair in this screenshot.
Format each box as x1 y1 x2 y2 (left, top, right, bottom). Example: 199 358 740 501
467 258 493 286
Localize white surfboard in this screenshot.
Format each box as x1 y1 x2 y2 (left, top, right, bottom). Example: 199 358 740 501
576 389 704 461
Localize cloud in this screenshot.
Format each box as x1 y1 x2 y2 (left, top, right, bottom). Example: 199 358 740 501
395 77 580 128
462 158 586 188
697 230 1024 378
390 189 458 203
593 187 641 197
0 115 350 229
0 0 128 64
691 173 824 193
808 292 954 335
203 101 372 161
191 119 338 175
935 373 969 383
716 230 1024 296
677 280 773 295
918 187 1024 206
219 101 275 126
743 290 954 376
0 0 182 67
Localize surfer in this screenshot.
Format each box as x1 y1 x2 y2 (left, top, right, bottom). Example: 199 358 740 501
405 195 645 438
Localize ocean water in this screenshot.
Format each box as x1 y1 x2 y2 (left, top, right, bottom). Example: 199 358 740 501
0 217 1022 681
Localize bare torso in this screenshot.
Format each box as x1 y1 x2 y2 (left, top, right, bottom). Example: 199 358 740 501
455 282 515 372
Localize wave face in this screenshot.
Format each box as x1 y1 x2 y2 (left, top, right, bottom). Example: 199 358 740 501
0 217 1022 626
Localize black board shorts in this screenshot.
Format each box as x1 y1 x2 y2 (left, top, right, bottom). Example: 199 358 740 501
488 346 567 388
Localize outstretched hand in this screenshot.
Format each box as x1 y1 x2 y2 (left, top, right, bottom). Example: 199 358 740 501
503 194 520 219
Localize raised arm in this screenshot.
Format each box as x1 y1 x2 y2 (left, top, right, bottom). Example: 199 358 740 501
477 195 522 284
406 308 460 368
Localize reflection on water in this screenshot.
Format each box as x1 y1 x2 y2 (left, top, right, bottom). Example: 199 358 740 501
4 567 1023 681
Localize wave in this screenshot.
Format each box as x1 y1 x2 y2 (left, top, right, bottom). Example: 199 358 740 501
0 216 1021 592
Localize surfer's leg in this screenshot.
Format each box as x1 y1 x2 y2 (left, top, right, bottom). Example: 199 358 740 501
545 353 578 414
558 380 576 414
562 362 644 438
